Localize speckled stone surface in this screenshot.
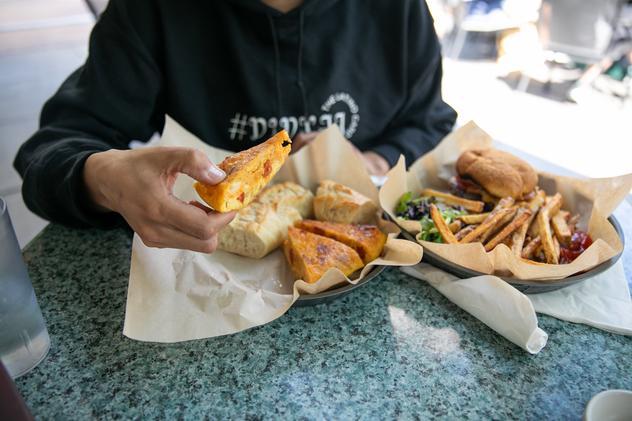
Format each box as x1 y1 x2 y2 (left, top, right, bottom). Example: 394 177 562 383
14 204 632 420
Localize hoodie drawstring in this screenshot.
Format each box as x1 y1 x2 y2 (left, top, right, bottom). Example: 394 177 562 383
267 14 283 117
267 10 309 121
297 9 308 118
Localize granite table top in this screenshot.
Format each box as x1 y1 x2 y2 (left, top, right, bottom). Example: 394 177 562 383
14 201 632 420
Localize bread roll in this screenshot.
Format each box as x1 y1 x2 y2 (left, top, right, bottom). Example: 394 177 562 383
217 182 313 258
218 202 301 259
313 180 378 224
256 182 314 218
456 149 538 199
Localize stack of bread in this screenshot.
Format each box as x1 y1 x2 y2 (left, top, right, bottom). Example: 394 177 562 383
217 180 386 284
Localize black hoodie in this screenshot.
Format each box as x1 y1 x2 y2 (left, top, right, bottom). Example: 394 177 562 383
14 0 456 228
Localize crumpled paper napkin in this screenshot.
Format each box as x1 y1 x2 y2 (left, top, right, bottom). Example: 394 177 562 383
401 261 631 354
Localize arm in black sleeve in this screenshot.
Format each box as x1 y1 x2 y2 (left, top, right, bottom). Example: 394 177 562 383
13 0 164 228
371 0 457 167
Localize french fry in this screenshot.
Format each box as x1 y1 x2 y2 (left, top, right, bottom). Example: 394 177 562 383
459 197 515 244
511 190 545 256
421 189 485 213
552 236 561 261
455 224 477 241
458 213 490 224
537 206 559 264
568 214 580 233
527 193 562 238
521 236 541 259
429 204 458 244
448 220 463 233
551 210 571 245
479 205 517 243
520 258 547 266
484 207 533 251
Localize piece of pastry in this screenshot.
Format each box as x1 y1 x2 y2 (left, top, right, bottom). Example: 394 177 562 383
283 227 364 283
294 220 386 264
218 201 302 259
256 181 314 218
195 130 291 212
313 180 377 224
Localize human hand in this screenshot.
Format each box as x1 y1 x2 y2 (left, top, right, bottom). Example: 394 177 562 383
291 131 319 154
83 147 236 253
350 146 390 176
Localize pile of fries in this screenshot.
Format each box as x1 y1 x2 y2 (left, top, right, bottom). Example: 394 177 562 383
418 188 589 265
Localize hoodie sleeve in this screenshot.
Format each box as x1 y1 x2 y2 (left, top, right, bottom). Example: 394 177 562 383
13 0 164 228
370 0 456 168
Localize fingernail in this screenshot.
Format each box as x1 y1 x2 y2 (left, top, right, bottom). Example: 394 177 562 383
208 166 226 181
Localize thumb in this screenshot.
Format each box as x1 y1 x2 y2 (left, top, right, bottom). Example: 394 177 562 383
173 148 226 185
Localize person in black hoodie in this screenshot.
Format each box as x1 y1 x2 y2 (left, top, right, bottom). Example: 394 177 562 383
13 0 456 253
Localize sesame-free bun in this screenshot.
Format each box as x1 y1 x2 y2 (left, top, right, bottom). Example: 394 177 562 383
456 149 538 199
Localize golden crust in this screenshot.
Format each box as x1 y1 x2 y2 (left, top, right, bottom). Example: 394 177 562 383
283 227 364 284
256 181 314 218
294 220 386 264
195 130 291 212
456 149 538 199
314 180 377 224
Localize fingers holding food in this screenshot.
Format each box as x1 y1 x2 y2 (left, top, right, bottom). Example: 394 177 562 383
195 130 292 212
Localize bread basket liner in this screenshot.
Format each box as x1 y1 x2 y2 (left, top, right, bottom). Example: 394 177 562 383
379 121 632 281
123 116 422 342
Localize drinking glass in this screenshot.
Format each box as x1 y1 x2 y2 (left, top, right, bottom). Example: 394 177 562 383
0 197 50 378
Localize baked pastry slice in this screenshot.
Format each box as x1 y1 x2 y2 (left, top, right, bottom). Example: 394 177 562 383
195 130 292 212
283 227 364 283
256 181 314 218
294 220 386 264
218 201 302 259
313 180 377 224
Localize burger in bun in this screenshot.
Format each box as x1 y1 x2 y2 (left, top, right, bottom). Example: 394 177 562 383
456 149 538 199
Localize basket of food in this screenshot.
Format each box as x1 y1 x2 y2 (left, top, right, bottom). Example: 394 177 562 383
124 118 422 342
380 121 631 293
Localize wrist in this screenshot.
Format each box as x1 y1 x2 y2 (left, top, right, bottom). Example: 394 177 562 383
83 150 116 212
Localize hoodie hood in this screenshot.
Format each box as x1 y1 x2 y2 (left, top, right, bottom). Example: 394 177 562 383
227 0 343 119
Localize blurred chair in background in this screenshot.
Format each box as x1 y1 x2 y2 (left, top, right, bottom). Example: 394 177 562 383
507 0 629 101
445 0 541 59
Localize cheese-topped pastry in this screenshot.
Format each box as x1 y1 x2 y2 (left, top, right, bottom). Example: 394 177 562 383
294 220 386 264
217 182 313 258
283 227 364 284
195 130 291 212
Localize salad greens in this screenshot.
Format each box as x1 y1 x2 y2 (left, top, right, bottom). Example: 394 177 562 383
395 192 467 243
